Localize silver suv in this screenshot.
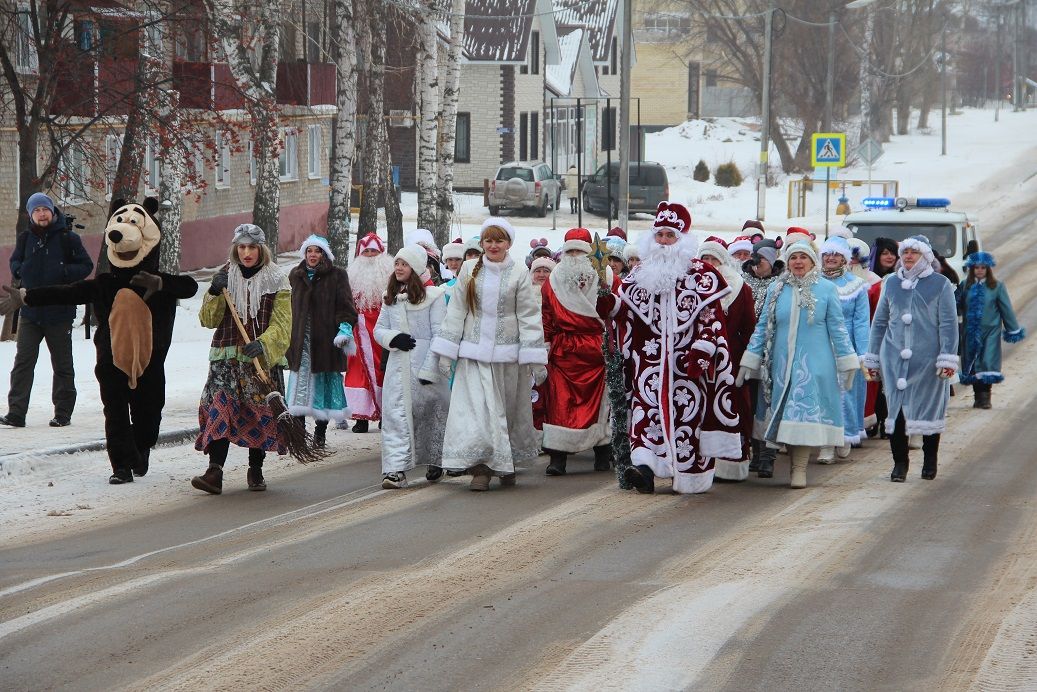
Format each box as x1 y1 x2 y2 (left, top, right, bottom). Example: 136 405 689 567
488 162 561 217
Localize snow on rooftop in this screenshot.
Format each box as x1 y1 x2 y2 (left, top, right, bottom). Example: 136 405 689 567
553 0 618 63
463 0 537 62
546 27 583 95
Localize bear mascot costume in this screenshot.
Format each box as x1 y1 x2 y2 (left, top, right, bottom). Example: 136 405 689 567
0 198 199 484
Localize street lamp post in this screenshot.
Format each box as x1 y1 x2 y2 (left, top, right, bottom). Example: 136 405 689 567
941 20 948 155
756 0 775 221
824 6 836 132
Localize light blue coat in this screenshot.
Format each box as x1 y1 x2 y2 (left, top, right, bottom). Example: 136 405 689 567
958 280 1025 384
864 273 958 435
742 277 859 447
824 271 870 444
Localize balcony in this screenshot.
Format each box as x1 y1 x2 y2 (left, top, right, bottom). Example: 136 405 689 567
52 56 138 118
173 61 337 111
276 62 336 106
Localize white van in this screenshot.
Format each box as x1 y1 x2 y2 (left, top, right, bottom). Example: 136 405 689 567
841 197 981 279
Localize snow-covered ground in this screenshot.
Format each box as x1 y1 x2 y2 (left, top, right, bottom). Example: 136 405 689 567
2 105 1035 542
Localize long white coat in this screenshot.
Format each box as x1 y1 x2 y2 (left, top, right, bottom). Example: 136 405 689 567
375 286 449 473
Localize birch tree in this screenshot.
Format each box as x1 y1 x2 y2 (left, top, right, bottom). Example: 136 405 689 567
327 0 360 266
433 0 465 245
206 0 283 254
157 88 187 273
357 0 386 237
414 0 441 231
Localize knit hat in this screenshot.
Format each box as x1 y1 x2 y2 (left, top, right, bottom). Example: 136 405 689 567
25 192 56 215
441 242 465 261
963 251 996 268
394 245 428 276
742 219 765 234
728 235 754 256
751 237 781 266
561 228 593 254
784 240 818 266
606 226 627 241
299 234 334 262
606 237 627 260
698 236 735 269
530 256 556 273
653 201 691 235
481 217 517 243
623 243 640 262
232 223 266 246
357 232 386 255
820 236 852 263
846 237 871 263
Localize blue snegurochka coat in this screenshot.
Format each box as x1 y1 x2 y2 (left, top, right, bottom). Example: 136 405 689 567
825 271 871 444
957 280 1025 384
864 273 959 435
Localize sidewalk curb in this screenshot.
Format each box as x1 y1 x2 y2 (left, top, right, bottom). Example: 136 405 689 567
0 427 199 462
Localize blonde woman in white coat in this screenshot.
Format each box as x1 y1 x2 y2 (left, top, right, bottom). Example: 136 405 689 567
431 218 549 491
375 246 450 489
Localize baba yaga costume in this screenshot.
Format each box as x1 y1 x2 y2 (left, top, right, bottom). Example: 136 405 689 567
819 236 871 460
192 224 292 494
431 218 548 490
375 246 450 488
0 198 198 484
739 241 859 489
285 235 358 446
540 229 614 476
698 236 758 481
601 202 742 495
344 233 393 431
863 235 958 482
957 251 1024 409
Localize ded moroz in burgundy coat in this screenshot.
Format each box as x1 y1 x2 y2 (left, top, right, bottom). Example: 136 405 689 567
286 259 358 374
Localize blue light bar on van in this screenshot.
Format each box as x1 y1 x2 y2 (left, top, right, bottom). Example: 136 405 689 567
914 197 951 208
862 197 895 209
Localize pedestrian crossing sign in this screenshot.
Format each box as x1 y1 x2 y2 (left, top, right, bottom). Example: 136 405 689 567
811 132 846 167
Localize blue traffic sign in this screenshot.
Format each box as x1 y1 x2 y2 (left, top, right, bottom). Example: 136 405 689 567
811 132 846 167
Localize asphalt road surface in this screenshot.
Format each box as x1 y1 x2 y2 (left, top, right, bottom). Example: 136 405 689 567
3 200 1037 691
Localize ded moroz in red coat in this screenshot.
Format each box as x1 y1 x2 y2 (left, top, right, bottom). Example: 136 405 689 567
540 262 616 454
344 234 393 421
603 258 742 494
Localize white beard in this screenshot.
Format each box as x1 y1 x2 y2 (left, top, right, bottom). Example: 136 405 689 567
632 232 700 295
552 254 598 296
348 253 394 311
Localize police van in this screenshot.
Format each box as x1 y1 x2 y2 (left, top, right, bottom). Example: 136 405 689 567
841 197 981 279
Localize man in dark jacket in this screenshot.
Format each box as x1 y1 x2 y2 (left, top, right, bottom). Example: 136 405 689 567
1 193 93 427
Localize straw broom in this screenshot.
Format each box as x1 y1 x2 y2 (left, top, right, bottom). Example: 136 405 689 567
222 289 328 464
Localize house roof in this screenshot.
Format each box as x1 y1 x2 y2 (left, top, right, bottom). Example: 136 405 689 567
545 27 582 95
553 0 619 63
463 0 538 62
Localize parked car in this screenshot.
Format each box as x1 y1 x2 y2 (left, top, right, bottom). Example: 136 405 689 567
488 162 561 217
582 161 669 217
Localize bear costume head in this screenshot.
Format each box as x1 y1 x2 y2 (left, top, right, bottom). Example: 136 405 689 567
106 198 161 269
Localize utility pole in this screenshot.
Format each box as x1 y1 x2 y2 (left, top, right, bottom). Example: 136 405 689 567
1013 0 1023 110
756 0 775 221
617 0 632 228
996 6 1003 122
824 5 836 132
941 20 948 155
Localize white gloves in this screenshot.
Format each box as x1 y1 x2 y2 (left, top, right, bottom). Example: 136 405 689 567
842 370 856 391
735 366 755 388
937 366 956 379
532 364 548 386
333 333 352 348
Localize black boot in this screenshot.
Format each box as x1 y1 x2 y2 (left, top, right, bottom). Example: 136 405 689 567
748 439 762 473
623 464 655 494
545 450 567 476
979 390 992 409
352 419 369 433
132 446 151 477
593 445 613 472
921 434 940 480
314 421 328 448
247 449 267 491
757 445 776 478
109 468 134 484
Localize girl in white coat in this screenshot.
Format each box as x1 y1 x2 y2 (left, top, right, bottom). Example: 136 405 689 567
375 246 450 489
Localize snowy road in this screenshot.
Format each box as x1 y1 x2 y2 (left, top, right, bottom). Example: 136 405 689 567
3 148 1037 688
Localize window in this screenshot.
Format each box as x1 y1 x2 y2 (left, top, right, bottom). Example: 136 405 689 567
308 124 322 178
530 112 539 161
279 128 298 181
175 20 207 61
519 113 528 161
144 137 161 193
602 107 616 150
105 135 122 198
144 21 163 59
454 113 471 163
706 24 720 43
643 12 691 36
705 69 718 88
248 141 257 185
14 7 38 72
57 142 89 204
280 20 297 60
306 21 322 63
610 36 618 74
521 30 540 75
215 131 230 188
75 20 95 52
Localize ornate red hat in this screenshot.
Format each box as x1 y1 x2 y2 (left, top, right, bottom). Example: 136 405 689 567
561 227 593 254
728 235 754 255
606 226 627 241
654 201 691 234
356 232 385 256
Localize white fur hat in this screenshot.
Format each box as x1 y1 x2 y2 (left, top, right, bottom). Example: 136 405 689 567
481 217 517 243
820 236 852 263
561 227 593 255
530 256 556 273
623 243 640 262
299 234 334 262
394 245 428 276
441 242 465 261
